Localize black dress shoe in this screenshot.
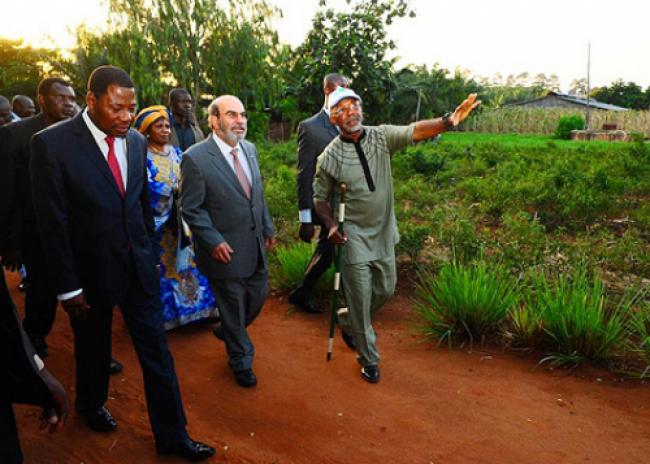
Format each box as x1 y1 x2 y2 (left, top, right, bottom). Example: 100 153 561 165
341 331 357 350
109 358 123 375
234 368 257 387
361 365 380 384
288 294 326 314
212 324 225 341
158 437 216 462
78 406 117 432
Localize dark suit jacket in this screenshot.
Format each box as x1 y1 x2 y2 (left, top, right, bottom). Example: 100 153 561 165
0 113 47 252
296 109 339 222
180 136 273 280
1 136 53 409
1 272 54 409
29 112 159 308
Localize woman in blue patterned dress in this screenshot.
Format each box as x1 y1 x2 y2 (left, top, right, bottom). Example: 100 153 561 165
134 105 218 330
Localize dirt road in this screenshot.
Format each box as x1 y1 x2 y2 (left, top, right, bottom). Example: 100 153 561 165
10 272 650 463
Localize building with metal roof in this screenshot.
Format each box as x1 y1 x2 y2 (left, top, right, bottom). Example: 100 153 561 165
503 91 628 111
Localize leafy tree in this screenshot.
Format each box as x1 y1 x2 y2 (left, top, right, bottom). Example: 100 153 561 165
0 39 51 99
289 0 415 123
54 0 284 113
591 80 649 110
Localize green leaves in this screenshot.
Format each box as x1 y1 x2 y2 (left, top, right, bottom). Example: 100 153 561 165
289 0 415 124
414 261 519 347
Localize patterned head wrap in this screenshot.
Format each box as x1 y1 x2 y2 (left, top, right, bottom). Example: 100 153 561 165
134 105 173 135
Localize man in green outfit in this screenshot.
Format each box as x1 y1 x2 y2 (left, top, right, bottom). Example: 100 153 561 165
313 87 479 383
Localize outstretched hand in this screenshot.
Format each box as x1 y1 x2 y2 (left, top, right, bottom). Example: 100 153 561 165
450 93 481 126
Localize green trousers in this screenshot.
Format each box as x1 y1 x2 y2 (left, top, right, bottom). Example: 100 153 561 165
339 255 396 367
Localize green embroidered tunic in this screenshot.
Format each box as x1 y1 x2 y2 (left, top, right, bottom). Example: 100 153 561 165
312 124 415 265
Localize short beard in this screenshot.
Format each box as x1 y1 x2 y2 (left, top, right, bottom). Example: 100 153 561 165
219 120 246 145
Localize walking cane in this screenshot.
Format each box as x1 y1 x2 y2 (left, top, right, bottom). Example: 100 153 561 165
327 183 347 362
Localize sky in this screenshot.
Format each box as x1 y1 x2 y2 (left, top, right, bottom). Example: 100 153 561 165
3 0 649 91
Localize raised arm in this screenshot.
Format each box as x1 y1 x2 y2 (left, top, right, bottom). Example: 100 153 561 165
412 93 480 142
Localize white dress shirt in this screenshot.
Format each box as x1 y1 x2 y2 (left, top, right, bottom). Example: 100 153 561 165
82 109 128 190
58 110 130 301
212 133 252 185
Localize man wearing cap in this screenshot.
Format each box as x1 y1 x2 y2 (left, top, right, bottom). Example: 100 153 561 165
313 87 479 383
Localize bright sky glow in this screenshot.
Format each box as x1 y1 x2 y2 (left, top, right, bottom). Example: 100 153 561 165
3 0 649 90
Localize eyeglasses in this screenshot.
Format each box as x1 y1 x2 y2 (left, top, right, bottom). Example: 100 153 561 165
333 102 362 115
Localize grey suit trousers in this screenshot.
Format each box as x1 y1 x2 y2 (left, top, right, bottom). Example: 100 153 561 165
209 255 268 372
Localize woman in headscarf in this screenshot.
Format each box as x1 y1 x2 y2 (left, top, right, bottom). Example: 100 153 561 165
134 105 218 330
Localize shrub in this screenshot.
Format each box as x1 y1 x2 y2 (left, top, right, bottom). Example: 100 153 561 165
396 221 432 262
554 115 585 140
270 242 333 297
414 261 520 347
524 269 632 367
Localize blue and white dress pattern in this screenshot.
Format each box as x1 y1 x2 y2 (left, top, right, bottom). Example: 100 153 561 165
147 145 218 329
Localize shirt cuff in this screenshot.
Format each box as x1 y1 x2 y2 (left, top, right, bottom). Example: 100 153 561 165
58 289 83 301
299 209 312 223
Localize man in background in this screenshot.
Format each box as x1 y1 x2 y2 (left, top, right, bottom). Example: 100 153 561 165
0 78 76 359
0 96 15 126
289 73 350 316
169 87 204 151
11 95 36 119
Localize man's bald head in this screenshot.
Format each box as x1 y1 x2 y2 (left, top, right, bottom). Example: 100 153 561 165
0 96 13 126
12 95 36 118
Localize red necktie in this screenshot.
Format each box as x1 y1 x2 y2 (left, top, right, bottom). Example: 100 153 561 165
231 148 251 199
105 136 125 198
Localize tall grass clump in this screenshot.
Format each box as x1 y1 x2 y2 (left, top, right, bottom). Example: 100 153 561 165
525 270 633 367
414 261 520 347
270 242 333 297
626 303 650 378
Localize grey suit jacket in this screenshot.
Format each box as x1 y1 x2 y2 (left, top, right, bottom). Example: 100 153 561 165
180 135 273 280
296 109 339 218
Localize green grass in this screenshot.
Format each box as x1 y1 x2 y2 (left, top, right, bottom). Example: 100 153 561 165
269 242 333 297
626 303 650 378
441 132 633 150
414 261 520 347
524 270 632 368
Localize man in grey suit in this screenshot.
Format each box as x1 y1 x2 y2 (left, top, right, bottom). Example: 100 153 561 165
180 95 274 388
289 73 349 315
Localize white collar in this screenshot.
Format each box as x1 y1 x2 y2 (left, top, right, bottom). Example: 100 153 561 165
212 133 242 157
82 108 111 145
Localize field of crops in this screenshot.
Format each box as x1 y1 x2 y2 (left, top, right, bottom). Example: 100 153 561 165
467 107 650 136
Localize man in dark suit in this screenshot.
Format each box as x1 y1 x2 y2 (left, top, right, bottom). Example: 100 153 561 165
11 95 36 119
0 78 75 358
1 124 68 464
289 73 349 314
30 66 214 461
180 95 274 388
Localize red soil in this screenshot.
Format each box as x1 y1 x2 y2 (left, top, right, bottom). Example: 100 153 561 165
10 271 650 463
